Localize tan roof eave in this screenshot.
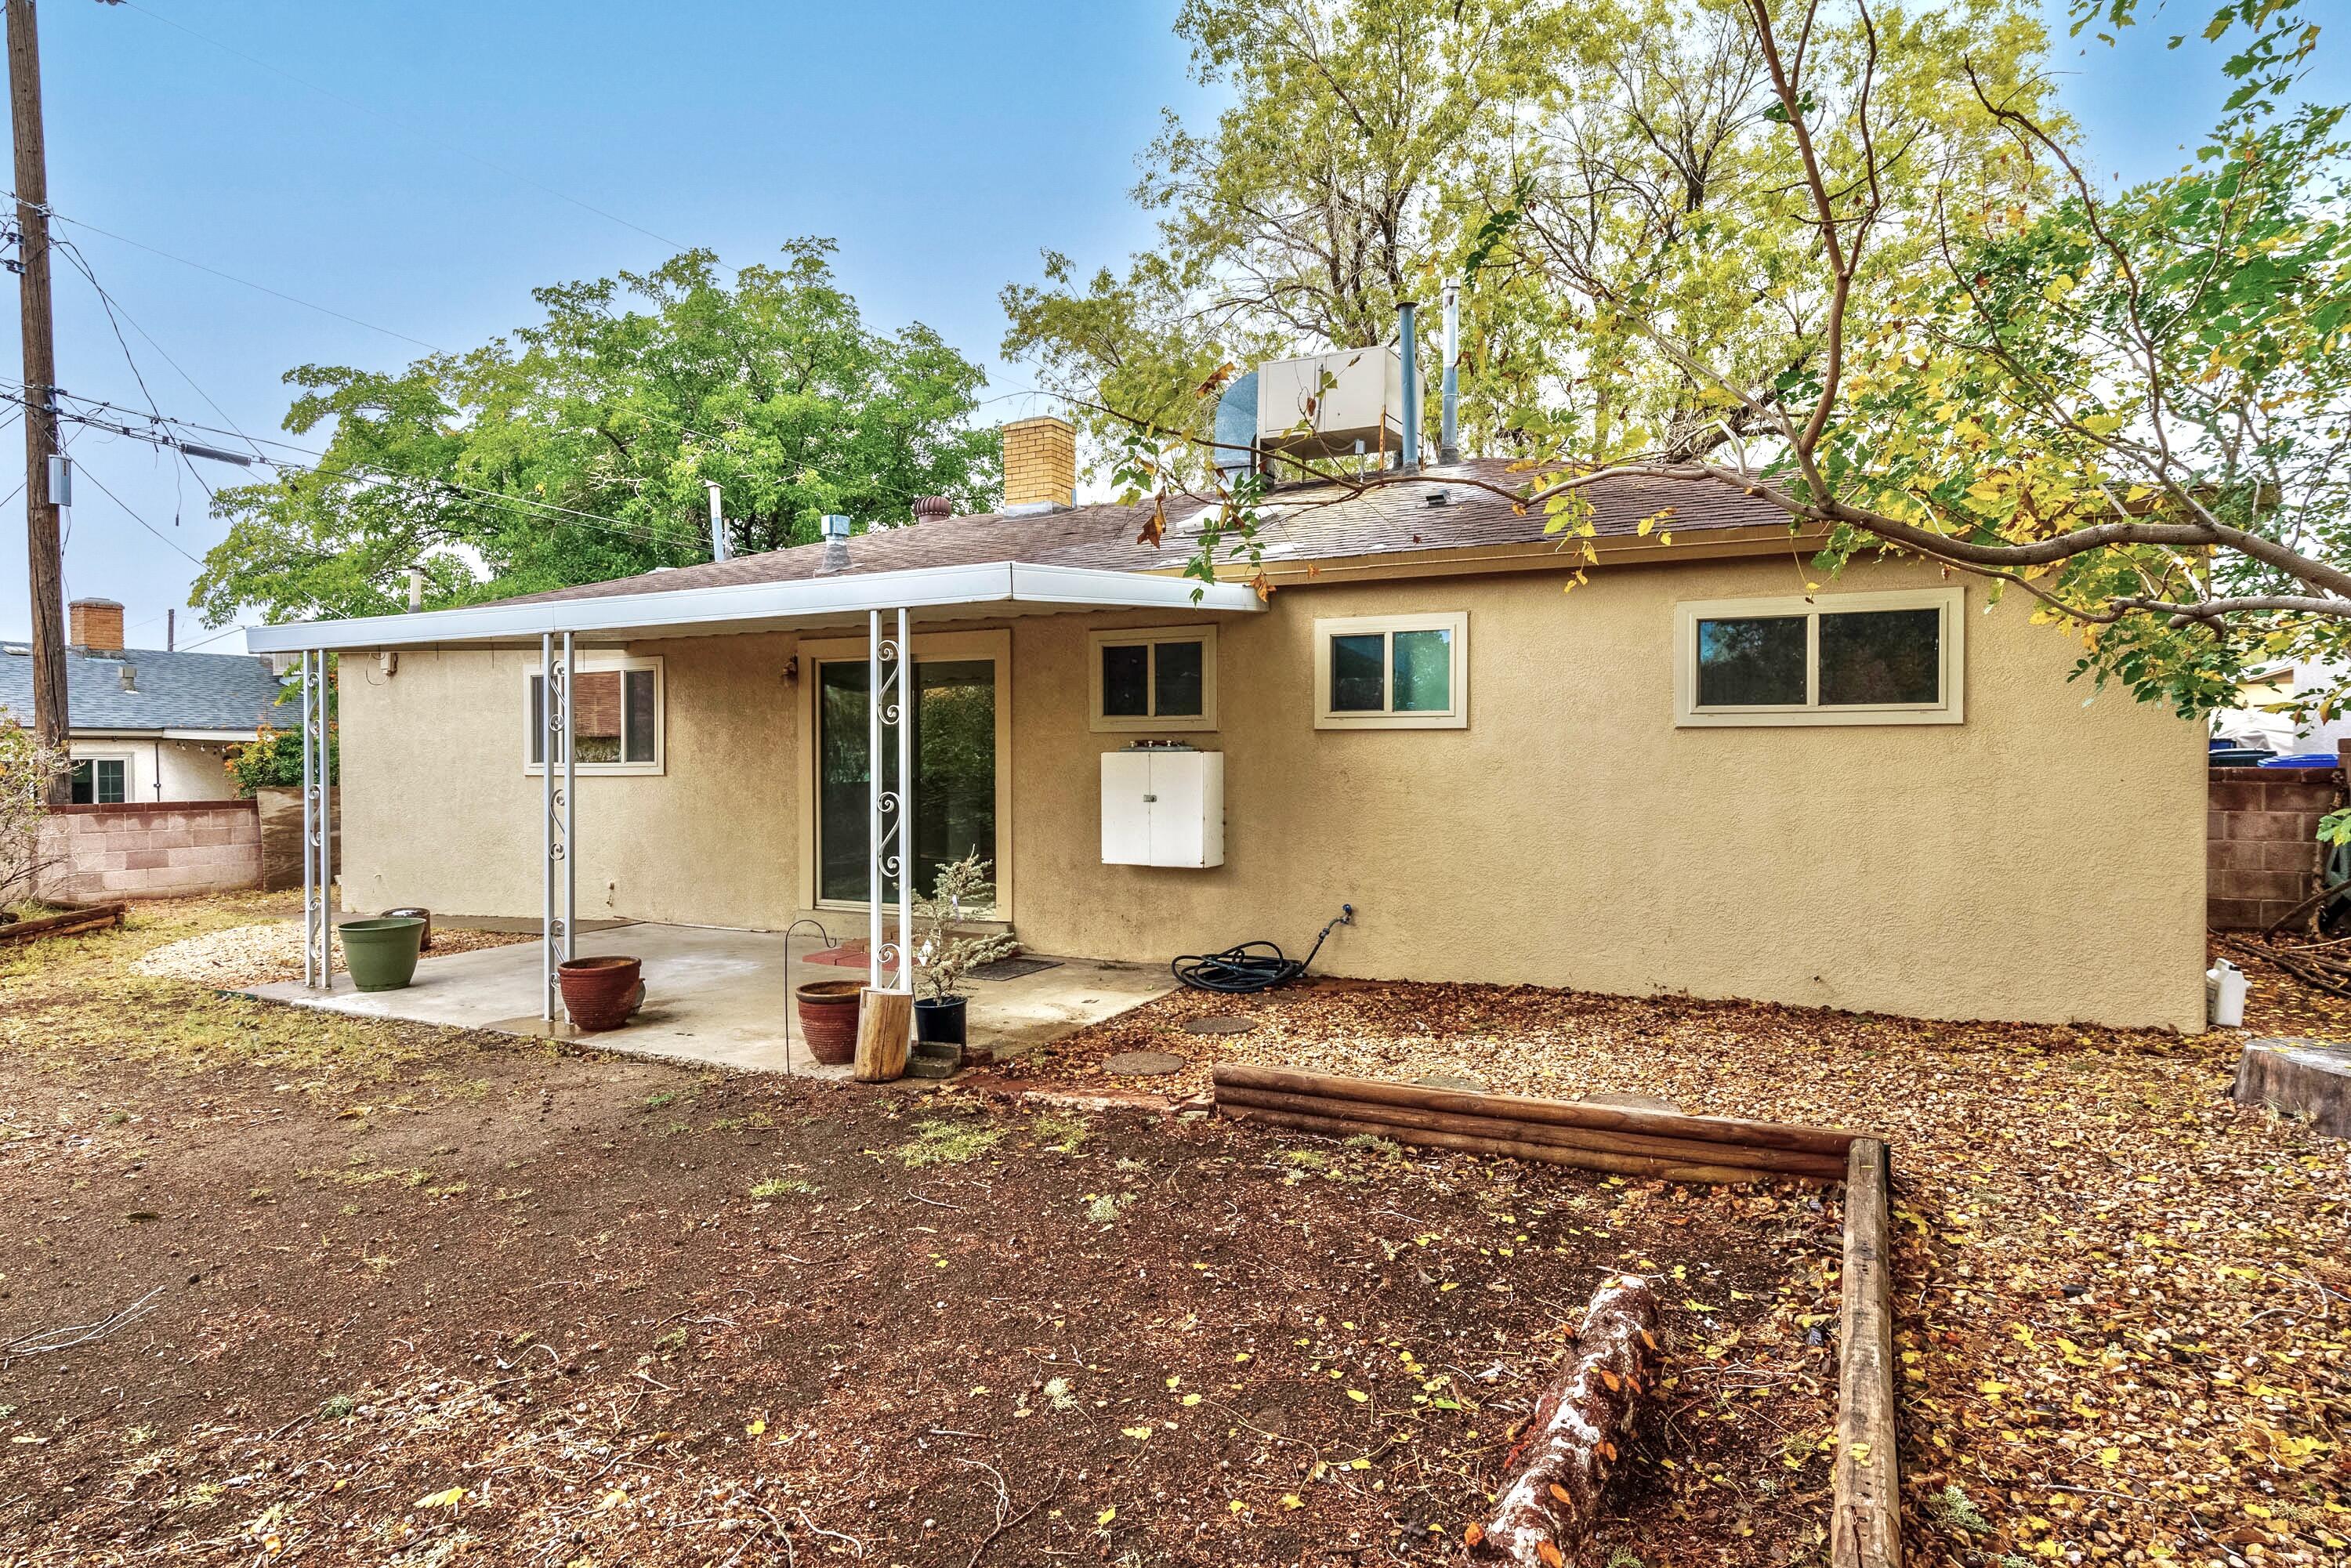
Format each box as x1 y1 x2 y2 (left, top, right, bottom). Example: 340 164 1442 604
1157 522 1835 586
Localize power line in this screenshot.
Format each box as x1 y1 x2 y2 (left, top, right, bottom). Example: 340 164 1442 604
177 621 252 652
4 193 447 353
73 461 205 566
118 1 690 255
0 384 685 549
53 236 269 460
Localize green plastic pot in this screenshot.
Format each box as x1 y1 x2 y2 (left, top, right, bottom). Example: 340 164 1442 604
339 917 426 992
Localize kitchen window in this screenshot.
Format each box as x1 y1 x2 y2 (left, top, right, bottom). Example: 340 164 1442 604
1089 626 1218 732
1675 588 1963 726
527 656 665 773
1313 612 1469 730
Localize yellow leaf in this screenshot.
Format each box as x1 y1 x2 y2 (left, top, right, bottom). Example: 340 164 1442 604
1096 1506 1117 1526
413 1487 465 1511
1122 1425 1153 1440
598 1487 630 1511
1181 1393 1202 1407
1284 1494 1305 1511
746 1418 766 1436
1346 1389 1369 1403
1229 1499 1245 1514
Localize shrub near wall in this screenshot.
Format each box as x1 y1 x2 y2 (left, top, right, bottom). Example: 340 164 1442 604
39 802 262 903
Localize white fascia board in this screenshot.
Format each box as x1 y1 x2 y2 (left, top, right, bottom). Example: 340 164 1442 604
248 560 1263 652
1008 563 1263 612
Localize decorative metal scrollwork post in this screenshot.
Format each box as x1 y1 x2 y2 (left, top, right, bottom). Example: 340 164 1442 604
542 631 575 1023
868 608 915 994
299 648 333 989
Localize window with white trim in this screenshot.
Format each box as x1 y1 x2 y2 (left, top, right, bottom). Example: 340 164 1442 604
1313 612 1469 730
527 655 665 773
70 757 127 803
1089 625 1218 732
1674 587 1963 726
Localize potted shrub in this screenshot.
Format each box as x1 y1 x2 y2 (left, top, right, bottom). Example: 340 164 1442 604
911 851 1018 1052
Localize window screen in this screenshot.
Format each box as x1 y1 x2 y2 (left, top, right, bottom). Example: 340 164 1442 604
1695 616 1806 707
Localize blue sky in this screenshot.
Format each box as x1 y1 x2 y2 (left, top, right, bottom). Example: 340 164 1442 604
2 0 2342 650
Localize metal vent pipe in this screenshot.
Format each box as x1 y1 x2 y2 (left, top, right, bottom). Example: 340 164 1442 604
1396 300 1420 471
1440 280 1461 465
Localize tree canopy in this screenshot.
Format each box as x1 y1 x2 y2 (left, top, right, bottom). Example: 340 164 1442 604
1027 0 2351 722
196 241 1000 626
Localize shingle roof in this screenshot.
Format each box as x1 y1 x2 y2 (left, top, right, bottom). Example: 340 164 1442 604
491 458 1794 608
0 643 290 734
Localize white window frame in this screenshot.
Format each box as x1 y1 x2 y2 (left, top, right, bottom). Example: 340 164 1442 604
523 652 666 775
70 751 133 804
1313 611 1469 730
1088 624 1219 733
1674 586 1965 728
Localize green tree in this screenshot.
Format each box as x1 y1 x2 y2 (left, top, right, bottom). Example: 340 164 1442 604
196 242 1001 626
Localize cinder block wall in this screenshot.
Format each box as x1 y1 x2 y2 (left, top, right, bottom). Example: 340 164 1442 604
40 801 262 903
2208 766 2342 929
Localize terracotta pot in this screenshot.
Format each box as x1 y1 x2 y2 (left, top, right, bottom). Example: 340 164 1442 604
559 955 643 1031
795 979 864 1066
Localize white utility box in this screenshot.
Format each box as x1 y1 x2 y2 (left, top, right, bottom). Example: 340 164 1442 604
1101 749 1224 867
1255 347 1404 460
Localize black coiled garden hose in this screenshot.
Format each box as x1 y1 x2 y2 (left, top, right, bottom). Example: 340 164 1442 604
1172 904 1354 994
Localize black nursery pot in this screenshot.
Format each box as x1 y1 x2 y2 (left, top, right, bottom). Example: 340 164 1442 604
914 994 968 1047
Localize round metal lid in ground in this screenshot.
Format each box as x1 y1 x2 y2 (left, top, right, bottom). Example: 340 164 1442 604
1181 1014 1260 1036
1102 1050 1189 1076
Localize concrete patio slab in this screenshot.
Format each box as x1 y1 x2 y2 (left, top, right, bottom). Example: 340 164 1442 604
245 921 1177 1076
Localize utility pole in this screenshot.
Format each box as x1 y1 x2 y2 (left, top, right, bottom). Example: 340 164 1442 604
6 0 67 802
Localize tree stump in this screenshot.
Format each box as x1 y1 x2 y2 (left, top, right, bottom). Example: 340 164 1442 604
852 987 912 1082
1469 1276 1661 1566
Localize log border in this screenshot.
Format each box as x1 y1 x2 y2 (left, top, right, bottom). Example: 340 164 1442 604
1208 1064 1900 1568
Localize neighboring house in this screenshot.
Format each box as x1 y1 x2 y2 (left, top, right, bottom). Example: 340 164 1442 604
2211 658 2351 755
253 411 2208 1033
0 599 289 802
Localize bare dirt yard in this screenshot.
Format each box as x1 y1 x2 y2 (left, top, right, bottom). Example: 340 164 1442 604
2 896 1846 1567
1009 956 2351 1567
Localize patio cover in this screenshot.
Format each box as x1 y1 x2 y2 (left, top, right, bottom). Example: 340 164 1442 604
245 560 1264 653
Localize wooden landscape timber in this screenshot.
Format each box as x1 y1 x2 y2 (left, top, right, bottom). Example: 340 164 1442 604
1211 1064 1903 1568
1212 1063 1858 1182
1832 1137 1900 1568
0 899 125 946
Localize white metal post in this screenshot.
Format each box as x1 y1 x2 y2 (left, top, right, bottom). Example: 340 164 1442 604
895 606 913 996
299 650 315 989
317 651 332 990
868 610 883 990
563 631 575 996
541 632 574 1022
1440 279 1461 465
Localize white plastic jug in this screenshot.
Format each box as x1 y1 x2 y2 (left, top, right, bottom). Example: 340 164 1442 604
2206 958 2248 1028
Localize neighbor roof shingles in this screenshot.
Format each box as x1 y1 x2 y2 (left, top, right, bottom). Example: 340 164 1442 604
489 459 1794 609
0 644 289 733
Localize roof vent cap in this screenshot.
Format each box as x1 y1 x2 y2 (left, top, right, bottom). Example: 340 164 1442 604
820 513 853 542
911 496 952 524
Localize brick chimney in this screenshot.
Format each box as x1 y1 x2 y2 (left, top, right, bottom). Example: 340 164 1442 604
69 597 124 653
1002 416 1075 512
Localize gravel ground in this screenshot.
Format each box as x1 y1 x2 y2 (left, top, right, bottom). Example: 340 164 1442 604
133 918 528 987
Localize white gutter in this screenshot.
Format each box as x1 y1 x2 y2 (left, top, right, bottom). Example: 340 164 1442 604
246 560 1263 653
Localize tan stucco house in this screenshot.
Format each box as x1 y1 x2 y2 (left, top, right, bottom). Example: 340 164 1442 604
250 416 2208 1032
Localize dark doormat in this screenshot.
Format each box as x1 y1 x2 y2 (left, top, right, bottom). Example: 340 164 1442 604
968 956 1063 982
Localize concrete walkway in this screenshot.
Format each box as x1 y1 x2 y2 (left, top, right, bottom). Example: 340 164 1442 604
246 921 1176 1076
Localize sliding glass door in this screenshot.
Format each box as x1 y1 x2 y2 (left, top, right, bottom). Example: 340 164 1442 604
816 655 998 909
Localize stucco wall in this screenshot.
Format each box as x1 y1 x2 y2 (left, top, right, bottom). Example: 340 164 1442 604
67 737 241 802
338 636 799 928
336 555 2208 1030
